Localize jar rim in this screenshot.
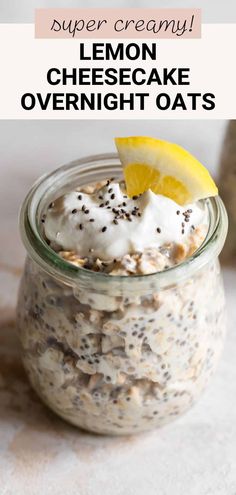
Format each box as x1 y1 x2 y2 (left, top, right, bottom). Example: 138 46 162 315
19 153 228 292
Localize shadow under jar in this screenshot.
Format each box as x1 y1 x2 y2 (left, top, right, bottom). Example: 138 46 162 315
17 154 228 435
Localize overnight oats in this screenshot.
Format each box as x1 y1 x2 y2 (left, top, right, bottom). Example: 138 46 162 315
17 137 228 435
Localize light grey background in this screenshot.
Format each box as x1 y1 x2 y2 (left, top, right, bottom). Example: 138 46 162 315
0 0 236 23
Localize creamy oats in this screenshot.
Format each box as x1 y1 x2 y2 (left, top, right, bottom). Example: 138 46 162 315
17 167 227 435
43 180 207 275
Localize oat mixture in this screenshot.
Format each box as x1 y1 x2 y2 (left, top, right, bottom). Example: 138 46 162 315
17 180 226 434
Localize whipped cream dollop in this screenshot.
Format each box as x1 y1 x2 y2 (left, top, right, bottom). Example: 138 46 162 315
43 182 207 260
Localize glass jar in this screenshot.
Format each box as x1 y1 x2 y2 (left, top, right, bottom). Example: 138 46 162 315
17 154 228 435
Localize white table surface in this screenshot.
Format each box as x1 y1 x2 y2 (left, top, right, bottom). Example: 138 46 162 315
0 120 235 495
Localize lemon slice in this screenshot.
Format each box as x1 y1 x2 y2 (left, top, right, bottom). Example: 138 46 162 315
115 136 218 205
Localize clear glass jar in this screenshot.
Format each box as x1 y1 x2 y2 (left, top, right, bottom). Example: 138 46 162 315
17 154 228 435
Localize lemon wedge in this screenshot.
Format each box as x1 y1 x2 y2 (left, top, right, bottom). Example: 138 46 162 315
115 136 218 205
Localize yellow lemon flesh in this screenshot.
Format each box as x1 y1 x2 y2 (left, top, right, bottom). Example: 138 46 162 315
115 136 218 205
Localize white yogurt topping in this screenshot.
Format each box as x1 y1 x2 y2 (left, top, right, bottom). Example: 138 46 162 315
44 182 207 260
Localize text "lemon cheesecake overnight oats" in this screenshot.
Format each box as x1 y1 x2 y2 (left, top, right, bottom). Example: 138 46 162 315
17 137 228 435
